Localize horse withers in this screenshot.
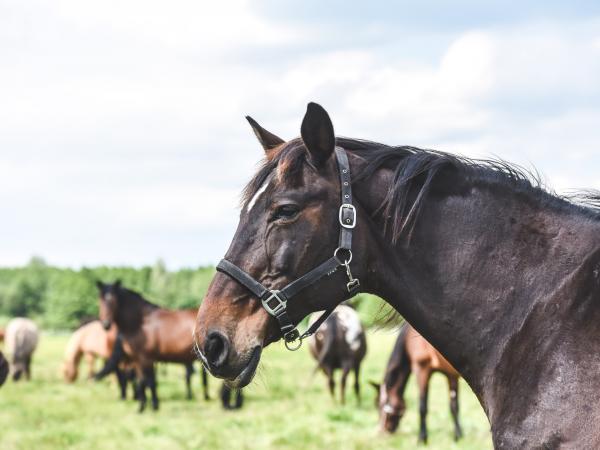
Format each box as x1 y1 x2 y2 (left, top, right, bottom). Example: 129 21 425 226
5 318 39 381
371 323 462 443
308 304 366 405
97 281 209 412
194 102 600 448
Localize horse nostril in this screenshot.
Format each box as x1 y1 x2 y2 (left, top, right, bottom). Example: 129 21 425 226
204 331 230 369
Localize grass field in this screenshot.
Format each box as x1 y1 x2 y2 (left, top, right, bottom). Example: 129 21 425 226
0 330 492 449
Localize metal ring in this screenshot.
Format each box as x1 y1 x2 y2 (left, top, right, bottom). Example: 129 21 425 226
285 338 303 351
334 247 353 265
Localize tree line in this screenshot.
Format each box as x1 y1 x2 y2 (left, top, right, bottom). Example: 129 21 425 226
0 257 395 330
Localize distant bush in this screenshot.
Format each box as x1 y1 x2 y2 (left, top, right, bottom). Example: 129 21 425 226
0 257 398 330
0 257 215 330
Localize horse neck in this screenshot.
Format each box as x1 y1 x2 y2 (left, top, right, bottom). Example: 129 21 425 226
115 290 157 333
357 164 600 412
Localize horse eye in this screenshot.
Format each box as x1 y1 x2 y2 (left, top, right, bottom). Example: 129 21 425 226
273 204 299 221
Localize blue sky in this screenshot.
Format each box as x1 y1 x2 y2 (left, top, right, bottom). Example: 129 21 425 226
1 0 600 268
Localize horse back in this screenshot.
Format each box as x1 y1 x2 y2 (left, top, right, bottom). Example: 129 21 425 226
405 326 458 377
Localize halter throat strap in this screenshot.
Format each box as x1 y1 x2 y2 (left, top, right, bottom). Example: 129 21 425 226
216 147 360 350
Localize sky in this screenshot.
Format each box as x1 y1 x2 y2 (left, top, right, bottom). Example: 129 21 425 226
1 0 600 269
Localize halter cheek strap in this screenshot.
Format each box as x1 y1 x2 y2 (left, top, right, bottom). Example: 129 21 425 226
216 147 360 350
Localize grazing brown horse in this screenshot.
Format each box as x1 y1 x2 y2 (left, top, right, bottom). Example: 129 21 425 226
308 304 366 404
195 102 600 448
97 281 209 411
371 323 462 443
0 351 8 387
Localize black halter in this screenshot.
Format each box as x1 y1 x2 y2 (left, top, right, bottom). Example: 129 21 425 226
216 147 361 351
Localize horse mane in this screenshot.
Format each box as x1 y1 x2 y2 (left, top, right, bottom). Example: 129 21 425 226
119 287 160 311
243 137 600 244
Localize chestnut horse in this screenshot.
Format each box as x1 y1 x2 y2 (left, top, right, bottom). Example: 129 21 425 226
195 102 600 448
63 320 117 381
308 304 366 404
371 323 462 443
97 281 209 411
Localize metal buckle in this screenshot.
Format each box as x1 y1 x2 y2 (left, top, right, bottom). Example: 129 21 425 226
262 290 287 316
339 204 356 229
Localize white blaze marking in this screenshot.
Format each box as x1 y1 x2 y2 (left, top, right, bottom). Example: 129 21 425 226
246 180 270 212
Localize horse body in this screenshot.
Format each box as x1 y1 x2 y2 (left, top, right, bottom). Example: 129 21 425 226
374 323 462 443
308 304 366 404
377 180 600 448
63 320 115 381
5 318 39 381
97 282 209 411
194 103 600 448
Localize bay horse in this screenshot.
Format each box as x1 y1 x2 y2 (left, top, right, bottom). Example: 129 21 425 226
96 281 209 411
371 323 462 443
195 102 600 448
308 304 366 404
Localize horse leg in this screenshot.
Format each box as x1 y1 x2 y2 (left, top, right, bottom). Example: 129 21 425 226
340 364 351 406
115 366 127 400
201 366 210 400
136 368 147 413
130 370 140 400
86 354 95 378
353 362 361 406
448 376 463 440
185 363 193 400
415 367 431 444
146 366 159 411
324 367 336 402
25 356 32 380
235 389 244 409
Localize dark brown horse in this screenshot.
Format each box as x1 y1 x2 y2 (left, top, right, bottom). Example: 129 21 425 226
308 304 366 404
0 351 8 387
97 281 209 411
195 102 600 448
371 323 462 443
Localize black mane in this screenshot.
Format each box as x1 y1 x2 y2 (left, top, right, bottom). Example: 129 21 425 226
243 137 600 243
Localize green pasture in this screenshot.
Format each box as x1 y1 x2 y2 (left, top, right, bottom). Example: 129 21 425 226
0 331 492 450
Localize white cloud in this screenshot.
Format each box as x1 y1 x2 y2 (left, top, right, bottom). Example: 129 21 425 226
1 4 599 267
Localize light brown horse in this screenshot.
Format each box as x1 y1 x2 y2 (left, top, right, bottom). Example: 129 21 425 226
97 280 208 412
372 323 462 443
63 320 117 382
308 304 366 404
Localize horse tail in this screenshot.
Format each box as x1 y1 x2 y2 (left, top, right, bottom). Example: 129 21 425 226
316 313 338 369
94 333 125 380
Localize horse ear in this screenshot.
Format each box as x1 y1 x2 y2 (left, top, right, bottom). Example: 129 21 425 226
368 381 381 392
114 279 121 289
246 116 285 158
300 102 335 167
95 281 104 291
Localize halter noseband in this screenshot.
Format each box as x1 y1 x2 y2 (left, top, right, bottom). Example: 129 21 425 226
216 147 361 351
